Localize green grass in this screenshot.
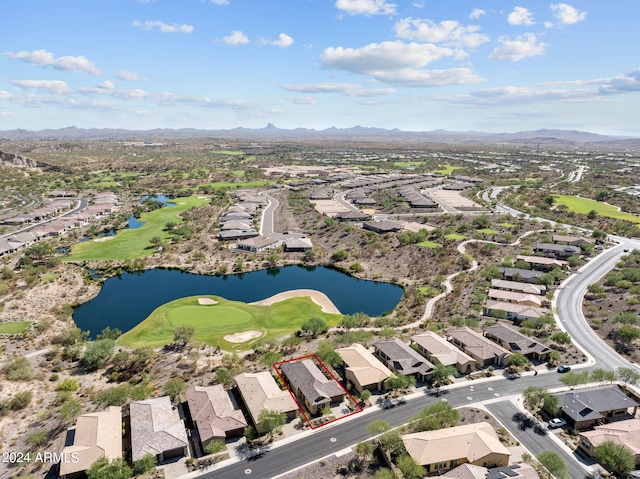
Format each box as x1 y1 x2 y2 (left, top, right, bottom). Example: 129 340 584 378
477 228 499 234
444 234 467 241
117 295 341 351
40 273 60 282
434 165 462 175
554 195 640 223
230 170 245 177
211 150 244 156
497 223 516 228
417 241 442 248
66 196 209 261
0 321 32 335
393 161 424 169
200 181 275 190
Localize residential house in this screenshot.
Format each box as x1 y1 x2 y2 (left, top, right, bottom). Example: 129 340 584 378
483 323 551 361
491 279 546 296
579 419 640 466
487 289 548 308
410 331 475 374
374 337 434 382
130 397 189 463
483 299 548 322
558 385 639 430
362 220 404 234
442 464 540 479
498 267 544 284
402 422 510 475
448 327 512 367
336 343 393 393
235 372 299 433
552 234 594 247
335 211 371 222
516 255 568 271
284 237 313 252
235 236 280 252
218 229 259 241
59 407 122 479
280 359 345 415
533 242 582 259
185 384 247 447
221 220 253 231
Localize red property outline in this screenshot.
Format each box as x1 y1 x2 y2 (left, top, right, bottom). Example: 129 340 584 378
273 354 363 430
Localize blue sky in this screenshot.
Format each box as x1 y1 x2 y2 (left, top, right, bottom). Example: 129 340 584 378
1 0 639 135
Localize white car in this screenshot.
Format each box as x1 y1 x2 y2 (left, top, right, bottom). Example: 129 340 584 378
548 418 567 429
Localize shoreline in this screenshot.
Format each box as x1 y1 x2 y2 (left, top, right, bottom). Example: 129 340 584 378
250 289 341 315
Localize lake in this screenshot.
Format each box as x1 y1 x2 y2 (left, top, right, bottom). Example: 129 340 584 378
73 265 404 337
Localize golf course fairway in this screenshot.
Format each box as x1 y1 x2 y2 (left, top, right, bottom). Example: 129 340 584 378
117 295 342 351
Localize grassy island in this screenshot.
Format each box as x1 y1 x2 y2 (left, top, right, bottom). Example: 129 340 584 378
117 295 342 351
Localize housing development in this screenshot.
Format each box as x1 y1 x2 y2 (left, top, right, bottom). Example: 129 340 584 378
1 129 640 479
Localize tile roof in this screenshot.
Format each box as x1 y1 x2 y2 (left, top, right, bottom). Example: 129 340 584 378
448 327 512 361
186 385 247 442
402 422 510 466
483 324 551 356
374 338 435 377
59 406 122 476
560 385 639 423
130 397 188 461
235 372 298 426
581 418 640 454
336 343 393 387
280 359 344 408
410 332 475 368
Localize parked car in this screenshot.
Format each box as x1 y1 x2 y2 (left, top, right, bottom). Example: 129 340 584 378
557 365 571 373
548 418 567 429
624 248 630 252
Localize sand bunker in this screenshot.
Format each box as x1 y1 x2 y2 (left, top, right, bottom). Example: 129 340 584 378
224 330 263 343
198 298 218 305
94 236 115 242
251 289 341 314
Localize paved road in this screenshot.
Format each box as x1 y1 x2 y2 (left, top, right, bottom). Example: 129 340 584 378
259 189 306 240
206 187 640 479
556 240 640 371
201 373 579 479
486 401 595 479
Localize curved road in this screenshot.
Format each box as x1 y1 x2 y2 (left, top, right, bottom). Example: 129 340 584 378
210 186 640 479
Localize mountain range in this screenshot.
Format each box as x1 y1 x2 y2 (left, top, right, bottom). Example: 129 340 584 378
1 125 639 149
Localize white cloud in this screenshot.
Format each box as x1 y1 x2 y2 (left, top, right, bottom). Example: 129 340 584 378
12 79 71 94
394 18 489 48
508 7 535 26
371 68 483 87
117 70 146 81
289 96 317 105
282 82 362 94
282 82 396 96
261 33 294 48
210 0 229 4
488 33 547 61
98 80 115 90
469 8 486 19
223 30 249 45
321 41 484 87
550 3 587 25
0 91 14 100
132 20 194 33
335 0 397 16
5 49 101 75
348 88 396 97
321 41 455 74
599 69 640 94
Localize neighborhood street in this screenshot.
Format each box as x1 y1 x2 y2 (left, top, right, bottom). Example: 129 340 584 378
190 185 640 479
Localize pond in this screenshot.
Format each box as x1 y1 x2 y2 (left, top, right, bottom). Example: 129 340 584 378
73 265 404 337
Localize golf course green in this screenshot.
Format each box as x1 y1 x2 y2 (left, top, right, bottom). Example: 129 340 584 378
117 295 342 351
